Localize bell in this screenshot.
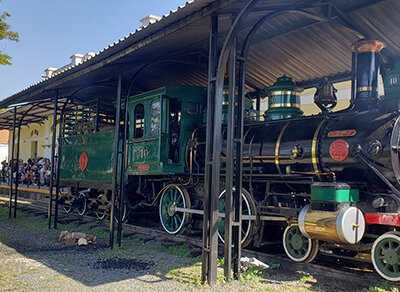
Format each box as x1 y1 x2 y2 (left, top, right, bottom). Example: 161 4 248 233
314 80 338 112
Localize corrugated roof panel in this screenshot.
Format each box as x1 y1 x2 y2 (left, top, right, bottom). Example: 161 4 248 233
348 0 400 62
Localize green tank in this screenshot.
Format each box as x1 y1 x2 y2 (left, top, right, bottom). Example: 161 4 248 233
59 130 115 185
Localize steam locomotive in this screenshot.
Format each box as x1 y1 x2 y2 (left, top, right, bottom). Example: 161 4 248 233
59 39 400 281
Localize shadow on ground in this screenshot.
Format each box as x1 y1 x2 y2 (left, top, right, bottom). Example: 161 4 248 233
0 203 399 291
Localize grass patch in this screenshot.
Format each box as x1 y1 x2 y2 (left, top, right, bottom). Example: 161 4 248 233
57 220 109 239
240 268 267 284
150 243 192 258
166 260 225 286
300 275 313 283
268 262 280 270
0 204 47 233
366 283 400 292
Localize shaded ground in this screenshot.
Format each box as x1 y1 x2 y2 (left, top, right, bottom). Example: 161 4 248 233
0 204 398 292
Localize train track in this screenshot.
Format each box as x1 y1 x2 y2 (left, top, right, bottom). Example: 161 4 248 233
0 192 383 285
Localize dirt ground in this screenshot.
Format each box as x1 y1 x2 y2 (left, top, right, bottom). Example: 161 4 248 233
0 203 398 292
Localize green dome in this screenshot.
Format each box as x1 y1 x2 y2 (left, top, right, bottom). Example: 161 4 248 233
265 76 303 93
264 76 303 120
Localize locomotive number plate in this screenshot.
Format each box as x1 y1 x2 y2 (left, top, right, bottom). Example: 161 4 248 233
329 139 349 162
328 129 356 137
79 152 88 170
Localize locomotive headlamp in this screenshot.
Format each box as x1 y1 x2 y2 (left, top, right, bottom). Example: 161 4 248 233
264 76 304 120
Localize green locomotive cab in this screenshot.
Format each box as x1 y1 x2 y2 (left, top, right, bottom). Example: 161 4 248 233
126 86 206 175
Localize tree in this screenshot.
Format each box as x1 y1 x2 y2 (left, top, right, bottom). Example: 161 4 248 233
0 2 19 65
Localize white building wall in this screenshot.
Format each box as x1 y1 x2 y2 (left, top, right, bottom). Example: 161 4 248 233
0 144 8 162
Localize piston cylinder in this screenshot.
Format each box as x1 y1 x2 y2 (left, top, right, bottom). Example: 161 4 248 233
298 205 365 244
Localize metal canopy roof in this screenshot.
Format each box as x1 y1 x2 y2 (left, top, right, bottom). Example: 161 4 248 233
0 100 65 129
0 0 399 129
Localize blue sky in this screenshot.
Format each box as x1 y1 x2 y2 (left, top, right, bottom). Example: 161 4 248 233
0 0 188 100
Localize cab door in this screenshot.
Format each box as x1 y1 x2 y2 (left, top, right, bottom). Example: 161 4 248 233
126 96 161 173
160 97 184 172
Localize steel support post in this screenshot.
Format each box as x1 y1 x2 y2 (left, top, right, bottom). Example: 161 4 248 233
54 99 70 229
224 37 237 281
8 106 16 218
202 12 219 285
117 93 129 246
213 0 258 281
351 51 356 102
110 70 123 249
14 122 22 218
233 55 246 279
48 92 59 228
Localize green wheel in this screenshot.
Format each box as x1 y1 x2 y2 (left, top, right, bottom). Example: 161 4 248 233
77 192 87 216
283 224 318 263
217 188 256 248
114 202 128 224
63 204 72 214
372 232 400 281
63 197 72 214
95 194 109 220
159 185 191 235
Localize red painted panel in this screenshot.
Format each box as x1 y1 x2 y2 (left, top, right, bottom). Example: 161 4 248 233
329 139 349 162
365 213 400 227
79 152 88 171
137 164 150 171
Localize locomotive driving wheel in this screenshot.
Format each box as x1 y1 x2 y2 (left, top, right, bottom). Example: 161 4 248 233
95 194 109 220
63 202 72 213
283 224 319 263
217 188 256 248
159 185 191 235
114 201 128 224
77 192 87 216
372 231 400 281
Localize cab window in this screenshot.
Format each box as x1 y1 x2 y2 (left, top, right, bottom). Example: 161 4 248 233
150 101 160 136
134 104 144 138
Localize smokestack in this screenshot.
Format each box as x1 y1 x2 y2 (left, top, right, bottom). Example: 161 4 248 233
352 39 386 108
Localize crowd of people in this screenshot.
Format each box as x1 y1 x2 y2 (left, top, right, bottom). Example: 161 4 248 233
1 158 52 187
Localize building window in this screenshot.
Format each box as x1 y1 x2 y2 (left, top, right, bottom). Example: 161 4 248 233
134 104 144 138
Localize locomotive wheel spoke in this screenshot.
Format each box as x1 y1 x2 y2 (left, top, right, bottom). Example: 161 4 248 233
159 185 190 235
217 188 256 248
372 232 400 281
